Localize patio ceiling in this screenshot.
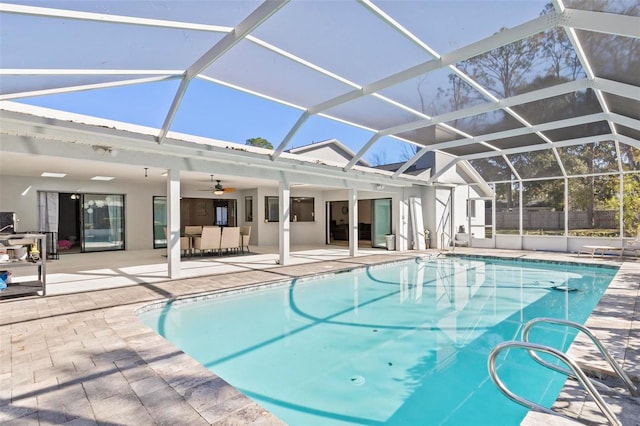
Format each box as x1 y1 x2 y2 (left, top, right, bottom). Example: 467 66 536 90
0 0 639 184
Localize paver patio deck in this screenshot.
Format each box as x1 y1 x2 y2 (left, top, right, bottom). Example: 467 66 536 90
1 248 638 425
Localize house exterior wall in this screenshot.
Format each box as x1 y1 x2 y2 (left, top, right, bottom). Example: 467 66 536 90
1 173 488 254
292 145 352 165
0 175 165 251
238 189 258 246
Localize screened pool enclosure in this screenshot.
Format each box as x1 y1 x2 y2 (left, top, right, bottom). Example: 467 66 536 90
0 0 638 243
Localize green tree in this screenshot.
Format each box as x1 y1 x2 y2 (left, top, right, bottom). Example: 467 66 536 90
245 137 273 149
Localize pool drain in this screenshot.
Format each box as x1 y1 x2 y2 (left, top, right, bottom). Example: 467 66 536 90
349 375 365 385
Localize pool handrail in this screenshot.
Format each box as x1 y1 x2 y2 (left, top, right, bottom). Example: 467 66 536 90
522 317 639 397
488 340 621 426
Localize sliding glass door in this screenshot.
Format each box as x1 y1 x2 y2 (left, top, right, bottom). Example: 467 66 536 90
81 193 125 252
153 196 167 249
372 198 392 248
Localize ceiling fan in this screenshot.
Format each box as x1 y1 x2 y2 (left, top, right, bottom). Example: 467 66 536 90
200 176 235 195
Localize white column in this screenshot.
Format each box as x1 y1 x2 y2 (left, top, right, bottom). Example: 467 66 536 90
167 168 181 278
619 173 624 239
491 183 497 248
519 181 524 249
397 191 410 251
564 178 569 237
279 179 290 265
349 188 358 257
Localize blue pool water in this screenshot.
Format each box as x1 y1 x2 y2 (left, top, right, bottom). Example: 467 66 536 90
138 255 617 425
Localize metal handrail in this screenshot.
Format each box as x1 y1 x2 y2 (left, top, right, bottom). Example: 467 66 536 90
488 341 621 426
523 317 639 397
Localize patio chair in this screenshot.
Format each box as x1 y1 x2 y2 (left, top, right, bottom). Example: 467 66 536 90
192 226 221 256
180 236 191 257
240 225 251 254
219 226 240 255
184 225 203 235
624 230 640 258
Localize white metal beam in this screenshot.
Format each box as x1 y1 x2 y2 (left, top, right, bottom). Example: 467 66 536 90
562 13 623 178
344 134 381 171
593 78 640 101
609 113 640 131
0 2 231 32
271 111 310 161
461 134 614 160
359 0 440 60
392 146 432 178
382 80 589 136
441 12 560 66
0 69 184 76
305 10 562 128
0 75 178 101
427 158 459 184
157 0 289 143
618 134 640 149
473 113 609 143
562 8 640 38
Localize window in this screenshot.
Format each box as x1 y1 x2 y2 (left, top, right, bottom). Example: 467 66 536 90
215 206 228 226
265 196 279 222
245 196 253 222
466 199 476 218
291 197 314 222
264 196 315 222
153 196 167 249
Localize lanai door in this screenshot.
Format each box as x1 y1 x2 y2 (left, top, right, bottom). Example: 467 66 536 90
372 198 391 248
81 193 125 252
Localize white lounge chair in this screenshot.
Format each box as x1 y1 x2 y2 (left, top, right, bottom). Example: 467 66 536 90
578 241 623 258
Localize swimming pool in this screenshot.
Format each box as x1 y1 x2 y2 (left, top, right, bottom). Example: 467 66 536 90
138 255 617 425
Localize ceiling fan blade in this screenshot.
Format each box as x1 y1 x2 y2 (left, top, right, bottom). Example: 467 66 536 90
223 187 236 193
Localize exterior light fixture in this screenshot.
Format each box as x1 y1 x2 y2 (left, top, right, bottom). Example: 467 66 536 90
213 180 225 195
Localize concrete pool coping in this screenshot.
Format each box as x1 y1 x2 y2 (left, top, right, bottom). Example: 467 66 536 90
1 249 638 424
